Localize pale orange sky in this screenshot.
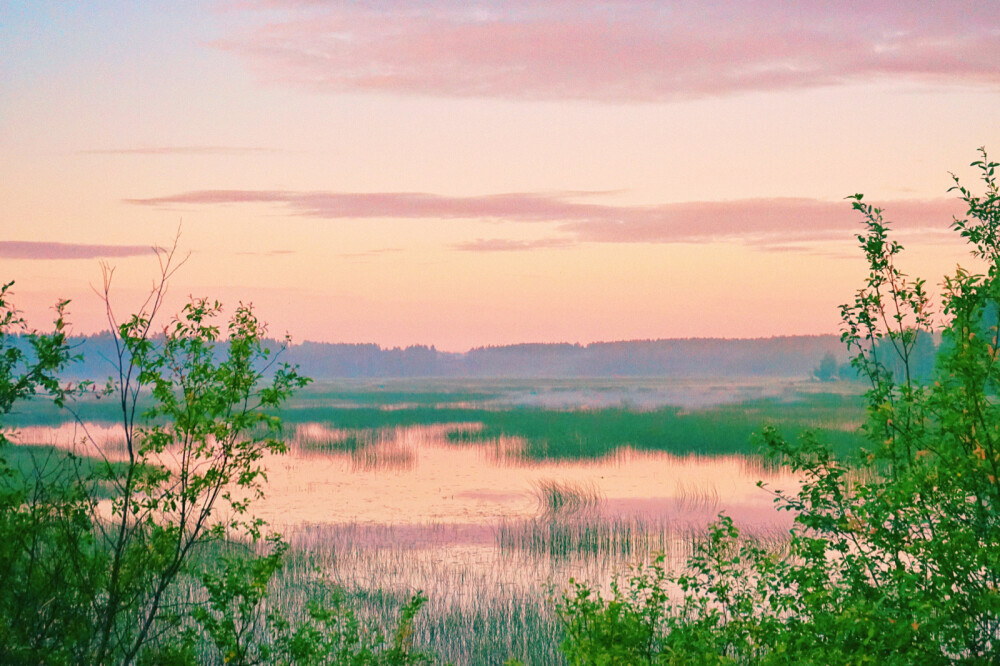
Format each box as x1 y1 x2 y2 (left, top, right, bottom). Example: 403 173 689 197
2 2 998 351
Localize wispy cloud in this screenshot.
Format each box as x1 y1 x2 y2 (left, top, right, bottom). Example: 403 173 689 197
0 241 154 260
79 146 278 155
219 0 1000 102
454 238 575 252
234 249 296 256
340 247 404 259
126 188 965 250
126 190 632 221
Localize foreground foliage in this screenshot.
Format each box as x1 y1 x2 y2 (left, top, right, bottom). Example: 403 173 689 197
558 149 1000 664
0 253 430 664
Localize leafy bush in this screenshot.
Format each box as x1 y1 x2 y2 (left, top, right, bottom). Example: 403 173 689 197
0 281 97 665
0 249 430 664
557 149 1000 664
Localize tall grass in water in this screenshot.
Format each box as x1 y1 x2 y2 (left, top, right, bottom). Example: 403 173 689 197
288 423 418 470
270 519 791 664
674 479 721 512
447 394 866 460
268 526 570 664
288 421 483 471
533 478 603 516
497 515 697 561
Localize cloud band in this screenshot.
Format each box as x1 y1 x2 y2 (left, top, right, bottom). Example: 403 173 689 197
127 188 964 250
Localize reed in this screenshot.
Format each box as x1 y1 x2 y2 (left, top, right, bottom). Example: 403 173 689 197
533 478 603 516
2 379 846 663
496 515 694 560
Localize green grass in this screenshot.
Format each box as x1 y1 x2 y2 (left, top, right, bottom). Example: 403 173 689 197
297 387 502 406
446 394 866 460
271 385 868 461
417 596 561 665
533 479 603 516
498 516 677 560
4 392 124 426
5 381 868 462
0 442 128 500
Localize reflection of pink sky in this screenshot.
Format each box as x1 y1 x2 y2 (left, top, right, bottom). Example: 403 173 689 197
7 421 798 535
251 425 799 534
10 420 799 625
257 424 800 614
7 422 128 458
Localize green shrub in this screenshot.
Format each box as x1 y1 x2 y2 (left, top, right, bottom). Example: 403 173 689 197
557 148 1000 664
1 249 432 664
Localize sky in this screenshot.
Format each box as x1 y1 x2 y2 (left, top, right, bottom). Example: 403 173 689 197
2 1 999 351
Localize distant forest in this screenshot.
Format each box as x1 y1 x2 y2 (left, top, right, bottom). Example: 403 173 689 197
46 334 853 379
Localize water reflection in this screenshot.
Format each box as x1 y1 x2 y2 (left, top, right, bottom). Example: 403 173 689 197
257 423 797 533
10 420 799 661
6 420 796 550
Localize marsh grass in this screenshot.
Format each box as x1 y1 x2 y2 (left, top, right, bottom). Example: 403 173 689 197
7 383 867 462
0 443 126 500
446 396 865 460
3 391 124 427
674 479 721 512
257 527 567 664
288 422 483 471
1 380 842 663
497 515 692 560
264 517 791 664
288 423 415 470
533 478 603 516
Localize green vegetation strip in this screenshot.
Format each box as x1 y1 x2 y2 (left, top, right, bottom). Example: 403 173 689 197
283 392 867 459
1 444 129 500
9 390 867 460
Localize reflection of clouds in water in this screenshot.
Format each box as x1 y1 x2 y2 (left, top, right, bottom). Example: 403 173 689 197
13 421 797 536
253 425 797 534
16 419 801 658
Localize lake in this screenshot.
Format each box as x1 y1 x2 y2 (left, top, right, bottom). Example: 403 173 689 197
4 378 861 664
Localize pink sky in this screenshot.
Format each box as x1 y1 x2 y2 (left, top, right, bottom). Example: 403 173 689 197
2 1 998 351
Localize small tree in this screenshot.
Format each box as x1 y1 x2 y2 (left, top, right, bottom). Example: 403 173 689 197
0 242 312 664
0 281 74 418
813 352 838 381
83 244 311 664
1 246 434 665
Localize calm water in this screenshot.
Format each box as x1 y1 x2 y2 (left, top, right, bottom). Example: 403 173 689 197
8 418 800 663
8 419 797 581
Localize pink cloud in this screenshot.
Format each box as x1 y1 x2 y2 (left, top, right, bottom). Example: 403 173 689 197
218 1 1000 101
127 190 619 221
560 198 964 244
127 188 965 249
0 241 154 260
234 249 296 256
79 146 278 155
455 238 575 252
340 247 404 259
